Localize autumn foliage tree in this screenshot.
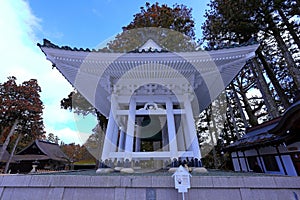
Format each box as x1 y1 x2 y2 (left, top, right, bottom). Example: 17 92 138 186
105 2 197 52
124 2 195 38
0 77 44 171
60 143 95 163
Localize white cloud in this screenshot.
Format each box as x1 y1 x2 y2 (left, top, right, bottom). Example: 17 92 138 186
45 127 89 145
0 0 79 144
42 102 75 126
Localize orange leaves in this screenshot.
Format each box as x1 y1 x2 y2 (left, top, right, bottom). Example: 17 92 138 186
122 2 195 38
0 77 44 137
108 2 196 52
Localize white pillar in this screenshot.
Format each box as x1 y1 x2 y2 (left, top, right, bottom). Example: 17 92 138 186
101 110 116 161
118 129 126 152
161 121 169 151
181 113 192 151
135 117 142 152
110 122 119 153
184 94 201 159
124 98 136 160
175 115 186 151
166 99 178 159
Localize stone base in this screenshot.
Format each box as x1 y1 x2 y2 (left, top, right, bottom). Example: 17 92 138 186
168 166 192 173
192 167 208 173
133 166 142 170
168 168 178 173
96 168 114 174
114 167 123 172
0 173 297 200
120 168 134 173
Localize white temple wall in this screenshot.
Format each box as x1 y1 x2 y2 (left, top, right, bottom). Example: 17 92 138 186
231 152 241 171
231 144 299 176
237 151 244 157
281 155 298 176
231 156 241 172
239 157 248 172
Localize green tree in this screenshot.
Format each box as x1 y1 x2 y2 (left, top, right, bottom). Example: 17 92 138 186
46 133 59 144
202 0 300 91
61 91 107 130
47 133 55 143
201 0 300 139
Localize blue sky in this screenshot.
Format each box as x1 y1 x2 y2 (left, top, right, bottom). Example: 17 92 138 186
0 0 210 145
29 0 209 47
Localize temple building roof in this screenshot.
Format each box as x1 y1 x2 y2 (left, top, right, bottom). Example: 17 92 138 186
225 100 300 152
38 39 259 117
14 140 69 162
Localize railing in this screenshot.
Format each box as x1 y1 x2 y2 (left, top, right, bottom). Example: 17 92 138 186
108 151 194 159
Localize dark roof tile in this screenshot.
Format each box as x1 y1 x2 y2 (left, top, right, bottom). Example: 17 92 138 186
16 140 69 162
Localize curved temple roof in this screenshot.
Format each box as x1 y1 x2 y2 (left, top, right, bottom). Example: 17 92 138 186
225 100 300 151
38 39 259 117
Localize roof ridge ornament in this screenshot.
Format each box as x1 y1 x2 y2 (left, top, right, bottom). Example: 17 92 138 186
138 39 163 52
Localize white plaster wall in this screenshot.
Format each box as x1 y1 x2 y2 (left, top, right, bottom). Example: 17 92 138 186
282 155 298 176
232 158 241 171
239 158 248 172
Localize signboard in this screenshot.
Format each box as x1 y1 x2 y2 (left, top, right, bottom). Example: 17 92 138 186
172 165 192 193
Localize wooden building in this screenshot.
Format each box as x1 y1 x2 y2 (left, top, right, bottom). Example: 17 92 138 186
11 140 69 173
226 100 300 176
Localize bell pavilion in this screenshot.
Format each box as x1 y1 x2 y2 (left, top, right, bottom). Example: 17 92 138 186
38 38 258 171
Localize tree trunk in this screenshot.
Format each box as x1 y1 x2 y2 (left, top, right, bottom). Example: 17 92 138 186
269 18 300 89
256 49 290 109
231 83 249 128
226 93 240 139
277 8 300 49
4 133 22 174
0 120 18 162
250 58 280 118
207 106 218 169
235 78 259 126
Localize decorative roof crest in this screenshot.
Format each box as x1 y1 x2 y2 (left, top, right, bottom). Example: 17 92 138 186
138 39 163 52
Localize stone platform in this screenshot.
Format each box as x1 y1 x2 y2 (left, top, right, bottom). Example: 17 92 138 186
0 173 299 200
